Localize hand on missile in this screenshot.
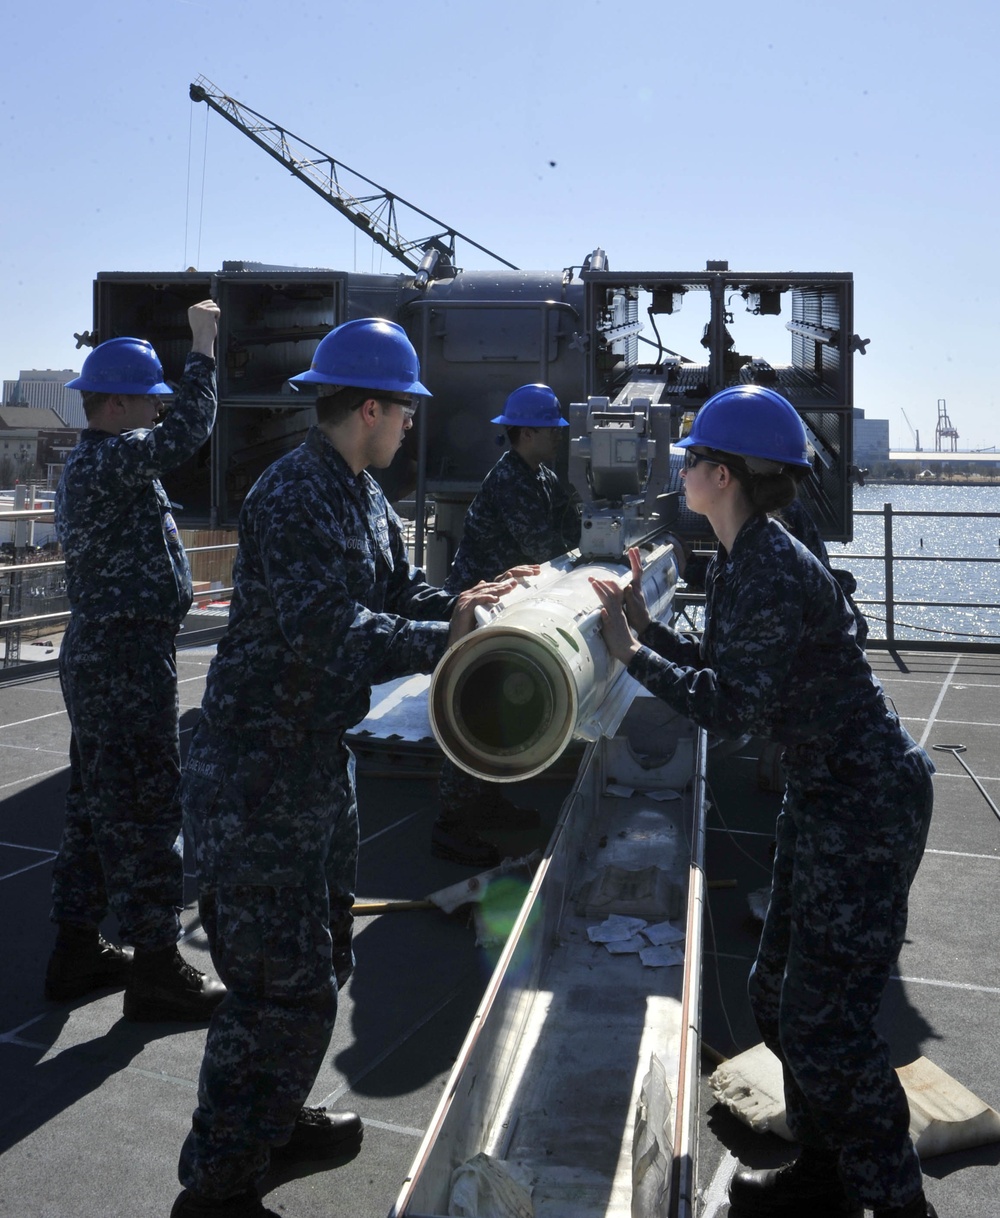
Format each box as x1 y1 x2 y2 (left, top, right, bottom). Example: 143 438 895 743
589 575 642 666
496 564 540 583
622 546 651 635
189 299 220 357
448 577 517 646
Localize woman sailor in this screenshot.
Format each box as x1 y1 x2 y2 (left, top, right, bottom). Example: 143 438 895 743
590 385 936 1218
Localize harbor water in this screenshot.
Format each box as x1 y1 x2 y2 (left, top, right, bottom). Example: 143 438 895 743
833 483 1000 644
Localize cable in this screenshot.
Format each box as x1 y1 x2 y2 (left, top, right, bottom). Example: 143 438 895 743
636 332 693 362
701 861 743 1053
184 101 194 269
196 107 210 270
703 774 774 878
699 772 772 1055
861 611 1000 641
647 307 665 369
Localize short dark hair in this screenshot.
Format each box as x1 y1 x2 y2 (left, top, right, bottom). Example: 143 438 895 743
505 425 523 446
80 390 111 420
314 385 377 427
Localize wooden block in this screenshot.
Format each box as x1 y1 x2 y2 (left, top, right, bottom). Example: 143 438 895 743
709 1044 1000 1158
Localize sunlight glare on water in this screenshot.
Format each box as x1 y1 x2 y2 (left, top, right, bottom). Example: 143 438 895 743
832 484 1000 643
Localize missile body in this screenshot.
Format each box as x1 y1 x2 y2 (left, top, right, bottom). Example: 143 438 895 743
429 541 680 782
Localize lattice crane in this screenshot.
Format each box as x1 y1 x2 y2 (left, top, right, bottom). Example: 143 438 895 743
901 408 921 451
188 76 518 284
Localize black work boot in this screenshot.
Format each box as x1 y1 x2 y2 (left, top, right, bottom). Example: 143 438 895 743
874 1193 938 1218
431 817 501 867
472 793 541 831
271 1106 364 1163
122 945 226 1022
728 1146 862 1216
170 1186 279 1216
44 922 133 1001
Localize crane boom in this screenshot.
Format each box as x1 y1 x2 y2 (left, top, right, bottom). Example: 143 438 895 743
901 407 921 451
188 75 518 278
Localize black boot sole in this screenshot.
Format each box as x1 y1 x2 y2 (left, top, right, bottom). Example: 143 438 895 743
430 839 500 867
44 969 131 1002
271 1130 363 1165
123 993 225 1022
728 1201 863 1218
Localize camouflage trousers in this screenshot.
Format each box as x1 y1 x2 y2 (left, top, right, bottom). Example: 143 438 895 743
178 722 358 1199
440 757 531 820
52 618 183 948
439 756 494 819
748 746 934 1209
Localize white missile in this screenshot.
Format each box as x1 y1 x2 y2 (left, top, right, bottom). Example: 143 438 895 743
429 540 680 782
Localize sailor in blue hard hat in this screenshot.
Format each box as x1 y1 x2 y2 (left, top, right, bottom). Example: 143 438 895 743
65 336 175 433
486 382 570 484
431 383 581 867
47 301 227 1025
590 383 937 1218
174 319 516 1217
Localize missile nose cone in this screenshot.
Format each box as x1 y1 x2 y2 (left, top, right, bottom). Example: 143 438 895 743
456 653 553 752
429 543 679 784
430 631 575 783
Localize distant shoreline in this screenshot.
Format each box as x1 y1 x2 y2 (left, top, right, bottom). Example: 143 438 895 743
860 476 1000 487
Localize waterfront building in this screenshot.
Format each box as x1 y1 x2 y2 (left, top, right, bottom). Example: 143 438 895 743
853 407 890 467
0 407 79 487
2 370 84 428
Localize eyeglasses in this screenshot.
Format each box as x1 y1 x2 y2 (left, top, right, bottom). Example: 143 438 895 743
379 396 417 420
683 450 721 471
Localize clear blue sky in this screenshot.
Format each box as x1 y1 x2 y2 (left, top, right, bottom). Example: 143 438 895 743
3 0 996 449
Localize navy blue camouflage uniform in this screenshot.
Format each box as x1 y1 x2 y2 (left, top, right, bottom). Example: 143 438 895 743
440 447 581 815
444 448 580 594
178 425 456 1200
626 513 933 1211
780 496 869 647
52 353 217 949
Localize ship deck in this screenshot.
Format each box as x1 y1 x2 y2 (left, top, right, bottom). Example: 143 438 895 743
1 644 999 1217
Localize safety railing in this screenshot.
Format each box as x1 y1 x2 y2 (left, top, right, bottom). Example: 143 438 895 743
0 506 421 671
0 503 241 669
672 505 1000 653
830 505 1000 651
6 499 1000 668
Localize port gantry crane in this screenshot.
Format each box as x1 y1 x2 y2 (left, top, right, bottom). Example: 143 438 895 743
935 398 959 452
188 75 518 286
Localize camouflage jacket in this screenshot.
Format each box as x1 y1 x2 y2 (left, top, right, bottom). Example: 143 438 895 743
628 513 929 794
779 497 869 647
200 426 456 734
778 497 830 565
55 352 217 626
445 449 581 592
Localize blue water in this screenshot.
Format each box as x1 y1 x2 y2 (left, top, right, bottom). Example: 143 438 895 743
831 484 1000 643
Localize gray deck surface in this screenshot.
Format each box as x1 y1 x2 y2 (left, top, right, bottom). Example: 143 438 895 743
1 645 998 1216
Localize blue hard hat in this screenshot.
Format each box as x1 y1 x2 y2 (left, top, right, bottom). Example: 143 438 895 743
676 385 811 469
66 338 172 395
491 384 568 428
289 318 431 395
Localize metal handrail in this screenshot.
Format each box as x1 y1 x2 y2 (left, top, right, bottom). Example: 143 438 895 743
672 505 1000 651
829 504 1000 650
7 505 1000 659
0 537 239 668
